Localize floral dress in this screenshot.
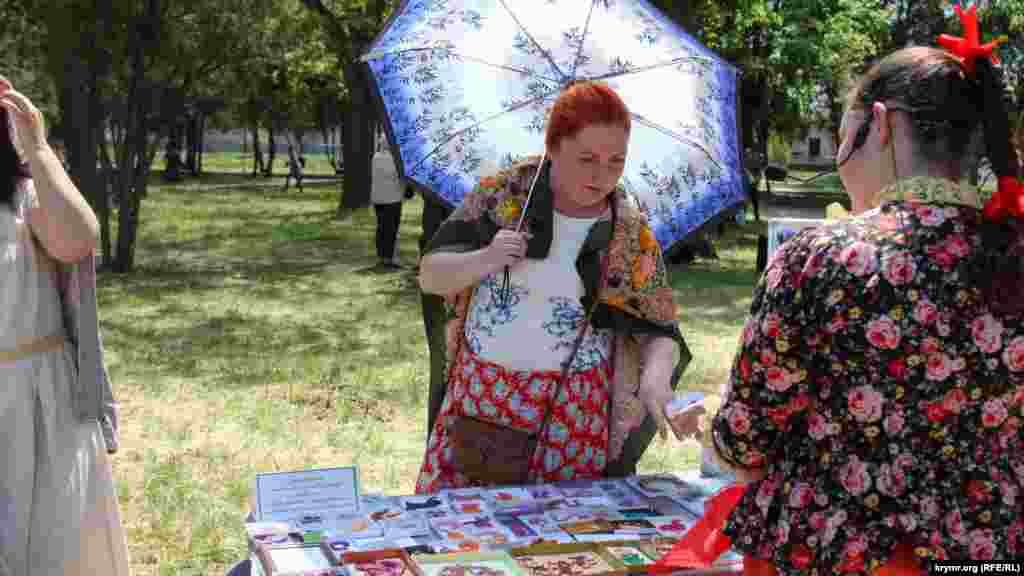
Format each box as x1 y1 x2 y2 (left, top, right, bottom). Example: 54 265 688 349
713 177 1024 573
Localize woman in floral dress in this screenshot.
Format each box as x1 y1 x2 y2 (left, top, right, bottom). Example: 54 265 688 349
712 41 1024 574
0 77 130 574
416 82 702 492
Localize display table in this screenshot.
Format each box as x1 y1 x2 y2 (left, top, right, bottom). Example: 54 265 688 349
245 471 743 576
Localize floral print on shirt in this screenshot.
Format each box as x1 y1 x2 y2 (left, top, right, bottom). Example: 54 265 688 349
544 296 613 372
464 274 530 355
713 178 1024 574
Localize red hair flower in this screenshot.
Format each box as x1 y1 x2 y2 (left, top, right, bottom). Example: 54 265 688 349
984 176 1024 222
937 3 1007 76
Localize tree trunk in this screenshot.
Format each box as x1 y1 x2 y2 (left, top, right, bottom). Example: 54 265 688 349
252 123 263 175
112 0 159 273
59 58 109 267
337 61 377 214
197 113 205 176
185 114 197 174
265 125 277 177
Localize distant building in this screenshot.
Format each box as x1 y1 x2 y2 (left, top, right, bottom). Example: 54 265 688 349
790 123 836 167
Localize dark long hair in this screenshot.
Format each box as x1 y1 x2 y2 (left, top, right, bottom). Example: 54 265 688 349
1 108 31 208
846 47 1023 315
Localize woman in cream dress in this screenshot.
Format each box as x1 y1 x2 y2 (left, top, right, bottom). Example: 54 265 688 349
0 77 130 575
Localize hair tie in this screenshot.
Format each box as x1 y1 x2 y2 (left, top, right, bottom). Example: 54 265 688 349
937 3 1007 76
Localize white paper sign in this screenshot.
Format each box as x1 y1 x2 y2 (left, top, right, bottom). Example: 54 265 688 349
254 467 360 530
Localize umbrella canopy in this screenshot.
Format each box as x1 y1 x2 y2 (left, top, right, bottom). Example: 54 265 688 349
363 0 744 250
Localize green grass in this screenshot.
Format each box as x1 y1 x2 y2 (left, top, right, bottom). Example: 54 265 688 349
99 179 756 575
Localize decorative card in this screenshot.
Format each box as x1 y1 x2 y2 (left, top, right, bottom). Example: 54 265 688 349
332 514 386 539
404 544 436 557
510 543 623 576
639 537 680 562
555 487 605 500
379 516 432 539
422 508 460 520
255 541 339 576
246 521 302 551
604 519 657 537
532 532 577 545
567 533 632 544
489 501 546 516
402 495 448 513
625 475 701 500
647 496 691 517
558 520 614 537
322 537 356 564
535 499 571 512
524 486 562 500
472 530 516 548
487 487 533 507
545 508 618 524
368 506 408 523
452 501 490 515
590 480 627 495
342 549 421 576
362 495 399 507
604 492 648 509
431 540 486 554
647 515 698 538
494 514 540 541
413 551 527 576
518 514 569 537
559 497 615 509
598 542 656 572
615 508 659 520
335 537 419 554
443 489 488 504
431 515 512 541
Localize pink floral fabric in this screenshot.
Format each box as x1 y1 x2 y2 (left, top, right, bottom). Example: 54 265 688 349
713 179 1024 573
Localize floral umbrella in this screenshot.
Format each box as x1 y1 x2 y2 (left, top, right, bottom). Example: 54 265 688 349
362 0 744 249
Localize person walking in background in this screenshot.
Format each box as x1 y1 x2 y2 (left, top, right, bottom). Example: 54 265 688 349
284 143 305 193
372 136 405 269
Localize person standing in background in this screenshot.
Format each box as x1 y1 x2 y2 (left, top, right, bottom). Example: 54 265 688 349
371 136 406 268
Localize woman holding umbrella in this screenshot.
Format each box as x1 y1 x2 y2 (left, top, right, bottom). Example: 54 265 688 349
416 82 702 492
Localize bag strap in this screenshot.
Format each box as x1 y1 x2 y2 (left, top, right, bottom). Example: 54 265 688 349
535 300 599 437
535 197 617 439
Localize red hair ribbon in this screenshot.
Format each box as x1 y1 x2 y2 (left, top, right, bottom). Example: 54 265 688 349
937 3 1007 76
984 176 1024 222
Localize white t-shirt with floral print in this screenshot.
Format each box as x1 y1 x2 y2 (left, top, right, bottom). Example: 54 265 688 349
464 210 612 373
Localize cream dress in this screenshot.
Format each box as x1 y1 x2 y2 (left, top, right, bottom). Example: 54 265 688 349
0 183 130 575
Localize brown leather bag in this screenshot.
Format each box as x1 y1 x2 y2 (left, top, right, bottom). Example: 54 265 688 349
450 304 596 487
449 415 538 486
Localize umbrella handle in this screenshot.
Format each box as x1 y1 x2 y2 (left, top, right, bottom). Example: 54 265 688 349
501 151 549 306
515 150 548 232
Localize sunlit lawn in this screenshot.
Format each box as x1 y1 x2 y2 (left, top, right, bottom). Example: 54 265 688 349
99 177 758 575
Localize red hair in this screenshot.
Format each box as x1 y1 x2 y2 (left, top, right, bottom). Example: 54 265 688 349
545 82 631 151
